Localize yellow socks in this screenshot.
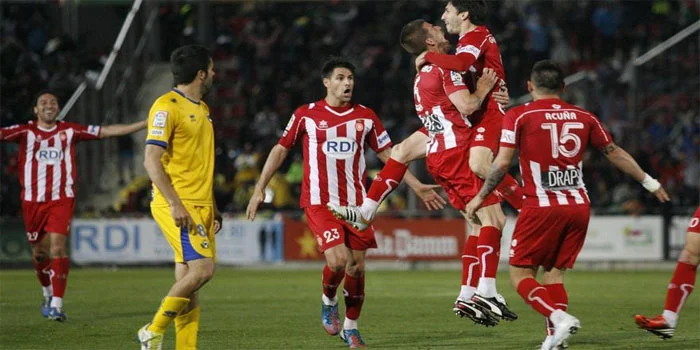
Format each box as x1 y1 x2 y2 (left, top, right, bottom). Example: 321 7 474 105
148 296 190 334
175 306 201 350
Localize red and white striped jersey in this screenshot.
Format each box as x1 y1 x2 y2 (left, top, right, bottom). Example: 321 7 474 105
413 64 471 154
278 99 392 208
457 26 507 118
0 121 101 202
501 98 612 208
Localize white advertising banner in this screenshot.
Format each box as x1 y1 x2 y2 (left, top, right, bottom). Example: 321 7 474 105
498 216 663 262
71 219 282 265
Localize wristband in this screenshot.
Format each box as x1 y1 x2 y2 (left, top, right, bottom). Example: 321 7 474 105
640 173 661 192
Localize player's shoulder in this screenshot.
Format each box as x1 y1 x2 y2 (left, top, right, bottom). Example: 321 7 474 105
151 90 181 110
353 103 380 119
1 121 30 130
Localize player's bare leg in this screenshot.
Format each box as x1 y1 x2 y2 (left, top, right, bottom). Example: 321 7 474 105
511 266 579 350
139 258 215 350
635 231 699 339
321 245 347 336
47 233 69 321
31 237 52 318
339 247 368 348
329 131 428 229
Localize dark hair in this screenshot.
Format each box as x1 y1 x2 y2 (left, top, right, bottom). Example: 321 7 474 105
34 90 59 107
170 45 212 85
400 19 428 55
448 0 488 26
530 60 565 93
321 56 355 78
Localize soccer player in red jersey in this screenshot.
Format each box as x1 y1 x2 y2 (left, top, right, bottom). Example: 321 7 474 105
246 57 440 348
635 205 700 339
464 60 670 349
0 91 146 321
329 19 516 326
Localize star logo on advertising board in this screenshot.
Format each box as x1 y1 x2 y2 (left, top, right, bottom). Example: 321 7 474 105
296 228 319 258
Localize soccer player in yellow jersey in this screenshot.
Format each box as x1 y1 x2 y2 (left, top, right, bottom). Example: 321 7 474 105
137 44 221 350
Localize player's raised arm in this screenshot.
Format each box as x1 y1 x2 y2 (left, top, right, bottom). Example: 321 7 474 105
599 142 670 202
448 68 497 117
246 144 290 220
99 120 147 138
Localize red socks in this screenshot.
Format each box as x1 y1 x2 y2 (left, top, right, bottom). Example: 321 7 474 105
33 257 52 287
516 278 557 318
665 261 697 313
477 227 501 279
462 235 479 287
544 283 568 335
366 158 407 203
322 265 346 299
50 257 70 298
343 274 365 320
495 174 523 210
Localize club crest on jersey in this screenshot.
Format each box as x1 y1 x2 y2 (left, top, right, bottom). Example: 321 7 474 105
59 131 67 141
322 137 357 160
319 120 328 129
355 121 364 132
35 147 64 165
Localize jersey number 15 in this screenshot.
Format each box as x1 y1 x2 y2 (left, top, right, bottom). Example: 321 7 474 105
541 122 584 159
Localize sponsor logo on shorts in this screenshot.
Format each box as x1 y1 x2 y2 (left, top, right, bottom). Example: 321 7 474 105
477 127 486 133
200 240 209 249
475 134 484 141
322 137 357 160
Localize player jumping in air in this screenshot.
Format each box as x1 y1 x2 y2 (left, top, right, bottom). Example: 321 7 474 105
0 91 146 322
464 60 670 349
331 0 522 325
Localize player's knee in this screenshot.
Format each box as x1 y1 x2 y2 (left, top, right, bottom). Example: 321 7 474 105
345 260 364 277
391 144 408 163
678 247 699 266
49 245 66 258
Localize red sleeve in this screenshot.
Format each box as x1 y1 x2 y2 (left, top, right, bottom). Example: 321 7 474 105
366 110 392 153
499 108 518 149
67 122 101 142
418 127 428 136
0 124 27 142
439 68 468 96
278 108 306 149
425 52 472 72
587 114 613 149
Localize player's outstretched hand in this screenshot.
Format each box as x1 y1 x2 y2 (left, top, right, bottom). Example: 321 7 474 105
415 51 428 72
171 201 194 230
492 86 510 106
463 196 485 221
246 187 265 221
476 68 498 93
414 184 447 210
653 187 670 203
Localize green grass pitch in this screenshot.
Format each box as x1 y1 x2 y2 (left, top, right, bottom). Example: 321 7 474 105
1 268 698 349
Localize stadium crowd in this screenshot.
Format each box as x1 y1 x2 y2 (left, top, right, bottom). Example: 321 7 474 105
1 0 698 217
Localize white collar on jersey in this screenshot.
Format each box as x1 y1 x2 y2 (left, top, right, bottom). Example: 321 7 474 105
37 124 58 132
323 105 355 117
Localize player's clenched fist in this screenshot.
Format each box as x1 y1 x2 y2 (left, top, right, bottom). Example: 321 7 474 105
476 68 498 93
246 187 265 220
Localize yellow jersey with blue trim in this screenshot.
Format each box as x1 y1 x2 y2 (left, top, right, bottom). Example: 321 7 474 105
146 89 215 207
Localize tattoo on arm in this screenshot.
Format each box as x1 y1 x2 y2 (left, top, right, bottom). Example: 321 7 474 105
600 143 617 155
478 164 507 198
